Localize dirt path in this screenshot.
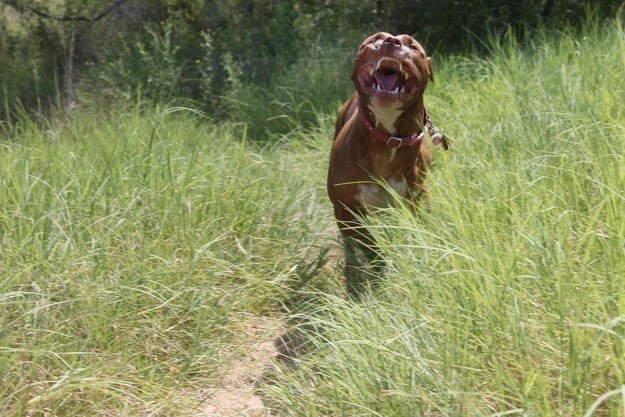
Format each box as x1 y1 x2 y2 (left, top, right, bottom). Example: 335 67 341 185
193 243 341 416
195 315 283 416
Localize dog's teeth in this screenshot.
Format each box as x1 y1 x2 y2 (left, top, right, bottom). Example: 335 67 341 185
393 87 399 93
398 62 403 73
404 72 410 80
369 68 374 76
400 86 406 93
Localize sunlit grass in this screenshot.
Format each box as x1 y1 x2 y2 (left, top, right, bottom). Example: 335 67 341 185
2 14 624 417
0 104 334 415
260 17 625 416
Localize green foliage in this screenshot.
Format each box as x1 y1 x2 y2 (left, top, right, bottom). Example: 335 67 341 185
2 0 624 127
216 38 354 139
0 3 63 113
97 22 185 102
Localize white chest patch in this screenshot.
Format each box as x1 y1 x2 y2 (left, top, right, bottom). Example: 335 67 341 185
356 176 409 208
369 99 402 135
388 176 409 197
356 183 382 207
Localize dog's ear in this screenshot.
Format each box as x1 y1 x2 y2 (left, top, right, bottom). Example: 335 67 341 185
427 57 434 83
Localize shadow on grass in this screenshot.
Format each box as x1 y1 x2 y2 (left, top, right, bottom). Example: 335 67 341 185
254 238 388 413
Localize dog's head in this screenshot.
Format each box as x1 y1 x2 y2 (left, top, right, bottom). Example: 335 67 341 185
352 32 432 109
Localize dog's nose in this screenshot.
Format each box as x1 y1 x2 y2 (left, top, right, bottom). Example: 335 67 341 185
383 36 401 47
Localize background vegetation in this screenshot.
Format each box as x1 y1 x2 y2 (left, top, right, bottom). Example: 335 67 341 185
1 1 624 416
1 0 624 136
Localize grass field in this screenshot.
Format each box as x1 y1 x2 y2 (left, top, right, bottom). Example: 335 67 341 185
0 104 337 414
1 17 625 416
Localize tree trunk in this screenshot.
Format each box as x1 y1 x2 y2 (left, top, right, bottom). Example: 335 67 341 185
63 27 76 112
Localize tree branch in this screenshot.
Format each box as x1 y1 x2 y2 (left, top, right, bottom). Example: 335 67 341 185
27 5 91 22
90 0 131 24
1 0 131 24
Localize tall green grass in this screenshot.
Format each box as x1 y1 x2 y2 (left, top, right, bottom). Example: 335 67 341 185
0 104 334 415
260 18 625 416
2 14 625 417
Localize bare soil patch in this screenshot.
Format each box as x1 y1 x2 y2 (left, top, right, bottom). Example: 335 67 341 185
195 315 283 416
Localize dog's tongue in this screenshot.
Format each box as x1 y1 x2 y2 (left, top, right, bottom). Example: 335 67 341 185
375 72 400 91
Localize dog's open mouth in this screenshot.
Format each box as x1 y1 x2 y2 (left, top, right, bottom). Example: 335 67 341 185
357 57 418 98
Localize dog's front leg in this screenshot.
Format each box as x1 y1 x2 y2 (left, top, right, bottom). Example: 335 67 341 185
334 206 385 298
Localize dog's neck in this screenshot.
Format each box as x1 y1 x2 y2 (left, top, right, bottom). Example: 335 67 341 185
368 97 403 135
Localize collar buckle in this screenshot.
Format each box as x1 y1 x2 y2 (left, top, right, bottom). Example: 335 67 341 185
385 136 403 148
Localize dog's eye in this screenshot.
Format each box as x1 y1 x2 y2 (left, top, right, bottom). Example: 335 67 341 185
363 35 382 48
407 43 418 50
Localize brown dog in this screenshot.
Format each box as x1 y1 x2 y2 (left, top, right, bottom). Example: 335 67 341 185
327 32 448 292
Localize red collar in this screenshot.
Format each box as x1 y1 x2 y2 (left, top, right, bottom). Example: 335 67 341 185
357 96 431 148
